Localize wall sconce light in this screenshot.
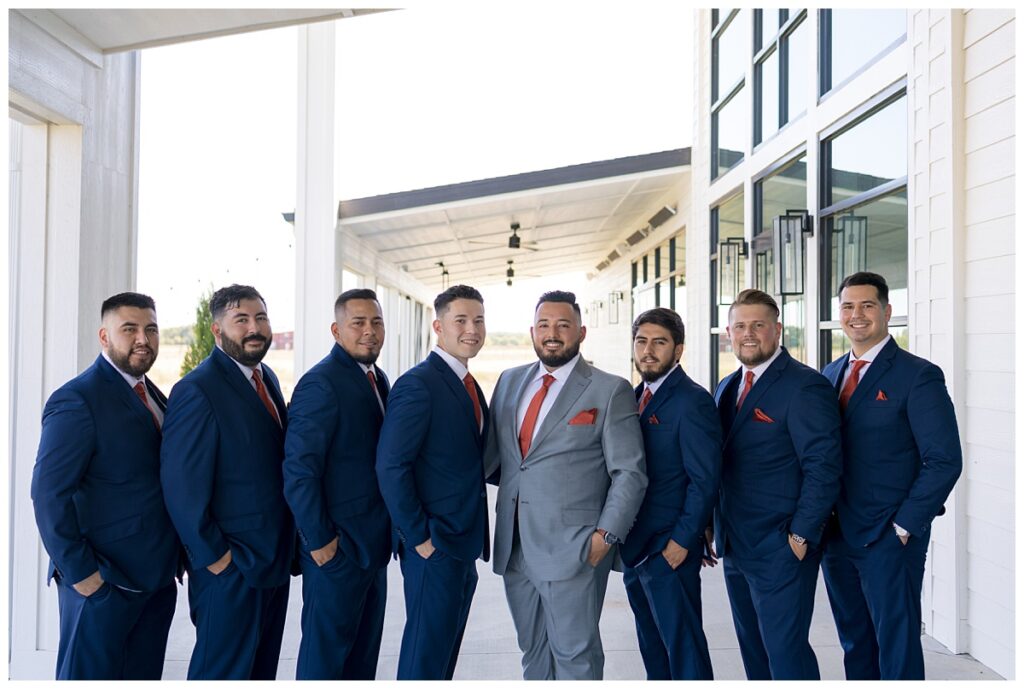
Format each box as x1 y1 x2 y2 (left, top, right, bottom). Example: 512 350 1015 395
718 237 748 305
835 214 868 286
773 209 814 296
608 291 623 325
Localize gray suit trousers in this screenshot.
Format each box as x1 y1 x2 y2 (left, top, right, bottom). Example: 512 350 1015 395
503 534 613 680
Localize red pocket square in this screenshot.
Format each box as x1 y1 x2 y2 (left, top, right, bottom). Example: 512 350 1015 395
876 390 888 401
753 408 774 423
569 408 598 425
648 414 660 425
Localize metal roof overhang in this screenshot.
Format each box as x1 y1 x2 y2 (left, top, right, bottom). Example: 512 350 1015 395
338 149 691 291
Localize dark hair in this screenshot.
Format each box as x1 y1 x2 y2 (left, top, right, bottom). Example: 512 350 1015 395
632 308 685 346
838 271 889 306
335 288 379 312
729 288 780 320
535 290 582 322
210 284 267 321
101 292 156 318
434 285 484 316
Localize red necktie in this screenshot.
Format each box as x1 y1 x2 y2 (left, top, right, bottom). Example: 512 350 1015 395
839 359 868 411
133 381 161 430
736 370 755 410
638 387 653 414
252 368 282 427
463 373 482 429
519 374 555 459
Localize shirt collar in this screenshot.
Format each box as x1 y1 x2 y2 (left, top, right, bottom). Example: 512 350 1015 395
432 345 469 380
850 334 892 364
741 346 784 381
357 361 377 377
534 352 581 384
101 350 146 389
217 345 264 381
643 364 677 396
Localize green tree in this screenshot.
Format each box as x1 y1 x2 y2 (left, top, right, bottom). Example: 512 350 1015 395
180 288 215 376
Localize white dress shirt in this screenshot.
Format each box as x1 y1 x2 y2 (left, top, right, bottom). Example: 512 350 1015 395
220 345 269 392
737 346 784 395
840 334 892 389
515 353 581 444
102 350 163 426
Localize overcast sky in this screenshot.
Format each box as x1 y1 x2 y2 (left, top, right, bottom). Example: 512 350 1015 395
137 7 693 331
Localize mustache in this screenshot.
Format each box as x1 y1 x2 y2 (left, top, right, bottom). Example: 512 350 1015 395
543 339 564 345
243 334 268 345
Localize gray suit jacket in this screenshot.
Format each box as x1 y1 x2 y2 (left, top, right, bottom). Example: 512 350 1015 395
488 357 647 581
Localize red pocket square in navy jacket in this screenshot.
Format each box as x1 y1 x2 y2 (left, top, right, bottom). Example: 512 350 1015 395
876 390 888 401
753 408 774 423
648 414 660 425
569 408 598 425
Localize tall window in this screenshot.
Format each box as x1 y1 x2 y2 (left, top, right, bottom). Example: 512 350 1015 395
632 231 687 331
819 87 909 364
710 192 745 383
712 10 749 179
753 154 809 362
819 9 906 95
754 10 809 146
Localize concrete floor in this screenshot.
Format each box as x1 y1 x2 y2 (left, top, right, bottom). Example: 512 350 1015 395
161 491 1003 681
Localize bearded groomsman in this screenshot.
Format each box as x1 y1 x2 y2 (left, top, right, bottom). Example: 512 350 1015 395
32 292 180 680
284 288 393 679
161 284 294 680
822 272 962 680
620 308 720 680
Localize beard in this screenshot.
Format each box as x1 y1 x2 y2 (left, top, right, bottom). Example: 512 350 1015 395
735 341 776 368
350 349 379 365
106 344 156 377
221 331 272 367
635 358 676 383
533 338 581 369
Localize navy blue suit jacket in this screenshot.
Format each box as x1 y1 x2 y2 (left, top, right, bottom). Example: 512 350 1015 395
31 355 180 592
714 348 842 557
283 343 392 571
822 338 962 547
160 346 294 588
621 366 722 568
376 352 490 562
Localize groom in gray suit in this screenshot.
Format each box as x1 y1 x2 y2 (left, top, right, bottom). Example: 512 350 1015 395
487 290 647 680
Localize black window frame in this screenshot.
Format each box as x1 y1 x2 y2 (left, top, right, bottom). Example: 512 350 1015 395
712 9 747 180
818 8 909 100
753 9 808 149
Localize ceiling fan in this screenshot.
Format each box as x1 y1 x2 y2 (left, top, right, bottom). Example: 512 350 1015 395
467 222 541 252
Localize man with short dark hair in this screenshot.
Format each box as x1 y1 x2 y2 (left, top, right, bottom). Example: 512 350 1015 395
822 272 962 680
488 290 647 680
32 292 180 679
376 284 490 680
161 284 294 680
713 288 842 680
621 307 720 680
283 288 392 679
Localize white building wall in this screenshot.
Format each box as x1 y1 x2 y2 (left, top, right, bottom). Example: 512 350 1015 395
8 11 143 678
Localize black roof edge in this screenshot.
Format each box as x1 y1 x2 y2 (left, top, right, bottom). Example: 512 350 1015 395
338 148 691 219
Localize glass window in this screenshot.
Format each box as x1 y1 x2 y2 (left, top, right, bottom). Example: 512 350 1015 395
757 48 779 144
757 9 784 51
826 190 908 320
786 18 808 120
716 10 749 97
827 95 907 206
826 9 906 92
758 156 807 235
714 88 746 177
710 192 745 383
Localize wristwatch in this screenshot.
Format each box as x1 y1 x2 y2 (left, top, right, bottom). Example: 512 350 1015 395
789 533 807 545
597 528 621 546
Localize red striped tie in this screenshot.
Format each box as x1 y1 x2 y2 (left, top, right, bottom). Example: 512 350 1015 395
839 359 868 411
519 374 555 459
736 370 755 410
133 382 160 430
638 387 653 414
252 368 282 427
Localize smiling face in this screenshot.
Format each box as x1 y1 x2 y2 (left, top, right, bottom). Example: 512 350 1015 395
726 303 782 368
332 298 385 364
433 298 485 365
633 322 683 383
212 297 273 367
99 306 160 377
531 301 586 371
839 283 891 356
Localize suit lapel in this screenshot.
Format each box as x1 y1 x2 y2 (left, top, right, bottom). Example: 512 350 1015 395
724 349 788 447
826 354 849 392
211 347 276 422
843 338 897 417
144 377 168 412
95 355 161 434
333 344 384 420
429 352 479 437
641 366 682 421
526 358 592 458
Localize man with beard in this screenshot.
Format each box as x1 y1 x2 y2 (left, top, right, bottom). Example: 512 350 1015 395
32 292 180 680
376 285 490 680
161 284 294 680
620 308 720 680
712 288 841 680
487 290 646 680
283 289 392 679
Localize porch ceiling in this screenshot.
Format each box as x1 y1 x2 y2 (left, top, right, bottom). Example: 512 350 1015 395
339 150 690 292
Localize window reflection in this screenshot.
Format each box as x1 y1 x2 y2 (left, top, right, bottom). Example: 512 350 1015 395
786 18 808 120
828 95 907 205
827 9 906 92
758 49 779 143
716 10 748 96
716 89 746 176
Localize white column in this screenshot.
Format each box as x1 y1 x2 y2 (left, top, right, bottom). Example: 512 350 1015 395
295 22 338 376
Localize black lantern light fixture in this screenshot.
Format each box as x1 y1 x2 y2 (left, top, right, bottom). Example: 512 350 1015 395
718 237 748 305
835 213 868 282
773 209 814 295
